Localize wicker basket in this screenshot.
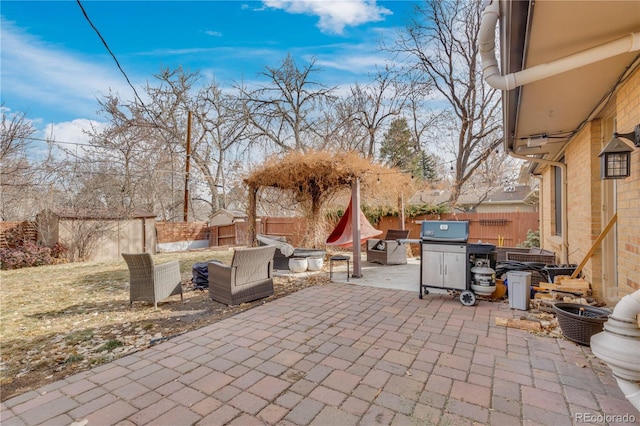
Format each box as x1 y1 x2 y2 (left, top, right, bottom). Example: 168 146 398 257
553 303 610 346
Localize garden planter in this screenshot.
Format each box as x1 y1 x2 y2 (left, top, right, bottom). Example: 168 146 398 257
306 257 324 271
553 302 609 346
288 258 307 273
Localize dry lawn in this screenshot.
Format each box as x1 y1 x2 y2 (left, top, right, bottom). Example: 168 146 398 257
0 249 329 401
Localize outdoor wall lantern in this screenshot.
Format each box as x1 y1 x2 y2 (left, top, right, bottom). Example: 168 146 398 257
598 124 640 179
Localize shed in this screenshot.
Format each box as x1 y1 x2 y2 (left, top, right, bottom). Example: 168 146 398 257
208 209 248 226
37 208 156 262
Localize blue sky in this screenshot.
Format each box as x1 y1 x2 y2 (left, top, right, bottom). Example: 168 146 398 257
1 0 418 143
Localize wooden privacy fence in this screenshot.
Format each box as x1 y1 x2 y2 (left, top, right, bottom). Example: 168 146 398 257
209 222 250 247
207 212 539 249
427 212 538 246
3 212 539 252
378 211 539 251
261 217 308 248
207 217 308 247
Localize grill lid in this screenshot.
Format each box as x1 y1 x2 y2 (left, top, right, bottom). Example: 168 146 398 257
420 220 469 242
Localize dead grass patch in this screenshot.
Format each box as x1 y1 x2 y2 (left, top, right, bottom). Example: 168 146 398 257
0 248 328 401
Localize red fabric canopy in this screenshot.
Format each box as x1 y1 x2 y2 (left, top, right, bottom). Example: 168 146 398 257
326 200 382 248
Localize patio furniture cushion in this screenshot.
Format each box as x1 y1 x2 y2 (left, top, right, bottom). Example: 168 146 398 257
208 245 276 306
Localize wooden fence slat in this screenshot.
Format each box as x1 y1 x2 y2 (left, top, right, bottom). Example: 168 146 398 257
204 212 539 249
2 212 536 251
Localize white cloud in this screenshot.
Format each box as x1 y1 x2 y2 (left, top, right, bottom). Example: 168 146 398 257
314 52 391 73
262 0 392 34
43 119 107 146
24 119 108 161
0 18 133 125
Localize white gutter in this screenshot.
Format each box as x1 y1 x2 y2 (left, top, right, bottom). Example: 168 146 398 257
479 0 640 91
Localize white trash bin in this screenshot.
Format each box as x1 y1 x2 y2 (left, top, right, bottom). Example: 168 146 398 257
506 271 532 310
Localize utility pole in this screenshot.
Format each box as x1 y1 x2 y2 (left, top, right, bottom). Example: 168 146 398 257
183 110 192 222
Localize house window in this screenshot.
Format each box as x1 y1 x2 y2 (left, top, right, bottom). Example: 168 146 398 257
554 164 563 236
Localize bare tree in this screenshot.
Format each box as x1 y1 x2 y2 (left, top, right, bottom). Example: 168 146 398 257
143 68 251 218
239 54 336 153
82 91 180 220
343 68 408 159
0 105 34 170
0 105 45 221
319 98 370 153
393 0 502 208
83 68 248 221
193 80 250 213
402 72 442 152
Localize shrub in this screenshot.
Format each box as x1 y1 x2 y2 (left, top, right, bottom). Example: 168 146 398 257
518 229 540 248
50 242 68 260
0 241 68 270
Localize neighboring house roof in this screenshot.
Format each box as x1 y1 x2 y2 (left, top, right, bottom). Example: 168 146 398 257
39 208 156 220
209 209 247 221
484 185 539 205
210 209 246 218
409 185 537 209
495 0 640 168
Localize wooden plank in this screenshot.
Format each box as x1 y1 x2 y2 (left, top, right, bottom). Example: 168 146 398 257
534 292 556 300
495 317 542 331
571 213 617 278
555 277 589 286
541 281 589 292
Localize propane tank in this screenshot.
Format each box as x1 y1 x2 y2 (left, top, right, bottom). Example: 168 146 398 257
470 264 496 296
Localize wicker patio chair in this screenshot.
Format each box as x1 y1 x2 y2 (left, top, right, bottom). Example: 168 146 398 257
366 229 411 265
122 253 183 309
208 245 277 306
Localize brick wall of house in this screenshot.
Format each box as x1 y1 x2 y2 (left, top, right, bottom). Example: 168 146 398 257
540 68 640 303
615 68 640 296
540 168 561 255
564 122 605 298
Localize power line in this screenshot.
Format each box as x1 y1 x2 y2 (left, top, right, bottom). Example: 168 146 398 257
75 0 168 134
20 136 189 155
76 0 146 110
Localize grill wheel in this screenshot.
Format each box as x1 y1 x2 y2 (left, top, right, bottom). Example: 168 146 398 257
460 290 477 306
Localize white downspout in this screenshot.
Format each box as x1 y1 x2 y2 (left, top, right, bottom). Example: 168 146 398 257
590 290 640 412
479 0 640 91
509 152 568 264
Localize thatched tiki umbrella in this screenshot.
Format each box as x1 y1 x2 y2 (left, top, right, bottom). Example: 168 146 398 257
244 150 406 248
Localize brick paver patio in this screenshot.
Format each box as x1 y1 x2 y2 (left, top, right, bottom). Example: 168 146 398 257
2 283 638 425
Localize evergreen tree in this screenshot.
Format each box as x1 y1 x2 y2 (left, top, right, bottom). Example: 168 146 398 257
419 151 438 182
380 117 415 170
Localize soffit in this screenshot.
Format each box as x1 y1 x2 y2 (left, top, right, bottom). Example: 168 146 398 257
504 0 640 161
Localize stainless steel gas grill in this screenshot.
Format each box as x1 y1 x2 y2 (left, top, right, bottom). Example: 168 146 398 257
416 221 497 306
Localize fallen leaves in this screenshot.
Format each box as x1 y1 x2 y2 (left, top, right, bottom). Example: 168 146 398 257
0 250 329 401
